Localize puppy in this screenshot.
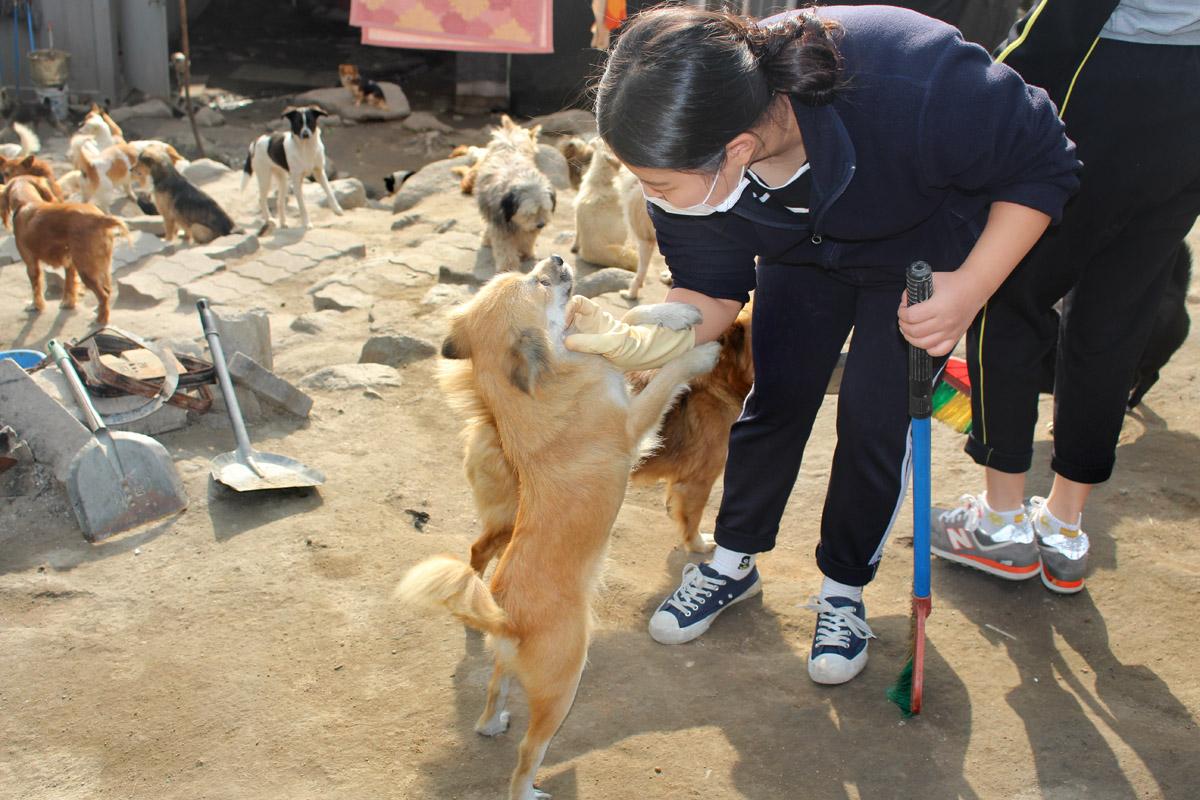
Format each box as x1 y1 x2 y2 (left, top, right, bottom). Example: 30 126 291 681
620 169 662 300
571 140 638 272
73 142 147 213
133 145 235 244
556 135 594 190
0 87 66 138
381 169 414 196
398 255 718 800
241 105 344 230
0 121 40 160
462 115 556 272
338 64 390 110
628 302 754 551
0 176 131 326
0 152 65 200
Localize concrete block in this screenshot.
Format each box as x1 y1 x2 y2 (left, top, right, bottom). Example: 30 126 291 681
303 177 367 211
0 360 92 483
205 307 274 372
226 352 313 418
311 282 373 312
359 332 437 368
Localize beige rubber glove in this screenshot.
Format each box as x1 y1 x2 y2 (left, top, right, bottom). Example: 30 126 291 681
564 296 697 371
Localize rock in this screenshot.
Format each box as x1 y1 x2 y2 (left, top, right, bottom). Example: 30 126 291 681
392 155 471 213
293 84 411 122
109 98 176 123
194 107 225 127
421 283 472 308
181 158 233 185
574 268 636 298
535 144 570 190
303 177 366 210
290 310 352 335
311 282 374 312
391 213 422 231
403 111 454 133
298 364 403 391
359 332 438 368
527 109 597 138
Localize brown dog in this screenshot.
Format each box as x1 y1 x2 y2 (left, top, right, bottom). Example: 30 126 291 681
628 302 754 551
398 255 718 800
0 176 131 326
0 152 64 200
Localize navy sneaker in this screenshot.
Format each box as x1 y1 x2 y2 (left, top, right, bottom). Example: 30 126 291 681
804 595 875 685
648 562 762 645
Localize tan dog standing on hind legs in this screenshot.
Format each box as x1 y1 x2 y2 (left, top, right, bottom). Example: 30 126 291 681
398 255 718 800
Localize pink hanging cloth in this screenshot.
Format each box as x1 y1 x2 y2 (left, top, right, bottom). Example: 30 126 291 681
350 0 553 54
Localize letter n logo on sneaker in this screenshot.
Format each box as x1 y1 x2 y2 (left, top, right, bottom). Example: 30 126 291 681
946 527 974 552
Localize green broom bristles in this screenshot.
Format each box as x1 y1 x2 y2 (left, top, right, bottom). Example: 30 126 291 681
885 657 916 718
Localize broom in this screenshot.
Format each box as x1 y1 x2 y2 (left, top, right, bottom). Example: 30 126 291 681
886 260 934 717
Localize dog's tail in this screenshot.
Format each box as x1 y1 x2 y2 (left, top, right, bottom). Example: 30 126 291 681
12 122 39 157
240 143 253 193
103 216 134 248
396 555 510 637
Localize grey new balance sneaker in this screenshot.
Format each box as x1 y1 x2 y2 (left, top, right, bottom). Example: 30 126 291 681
931 493 1040 580
1029 496 1090 594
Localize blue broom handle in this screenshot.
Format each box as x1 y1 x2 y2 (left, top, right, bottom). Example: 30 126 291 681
25 2 34 51
907 261 934 599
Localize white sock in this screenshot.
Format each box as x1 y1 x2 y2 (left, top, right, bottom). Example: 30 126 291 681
820 577 863 602
1034 503 1082 537
980 491 1024 521
710 546 755 578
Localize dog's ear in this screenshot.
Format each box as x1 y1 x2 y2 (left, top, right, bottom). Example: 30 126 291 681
19 154 34 168
528 124 542 142
506 327 551 395
500 190 519 225
280 106 297 119
311 106 327 118
441 327 471 360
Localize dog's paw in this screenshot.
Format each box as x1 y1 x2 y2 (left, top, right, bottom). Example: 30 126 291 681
475 709 510 736
681 341 721 378
621 302 701 331
685 532 716 553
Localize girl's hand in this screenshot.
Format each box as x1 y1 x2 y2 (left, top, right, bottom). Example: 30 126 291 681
896 270 988 357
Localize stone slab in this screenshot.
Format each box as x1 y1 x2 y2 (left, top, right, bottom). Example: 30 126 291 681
0 360 92 483
226 352 312 418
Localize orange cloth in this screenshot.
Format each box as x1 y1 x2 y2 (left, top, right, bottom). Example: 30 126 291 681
604 0 626 31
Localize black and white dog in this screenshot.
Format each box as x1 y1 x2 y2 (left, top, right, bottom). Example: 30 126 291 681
241 105 343 230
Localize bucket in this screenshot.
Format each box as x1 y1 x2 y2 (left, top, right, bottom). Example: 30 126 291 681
34 85 68 121
0 349 46 370
28 49 70 87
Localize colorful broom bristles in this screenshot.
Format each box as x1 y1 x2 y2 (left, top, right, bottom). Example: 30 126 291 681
932 357 972 434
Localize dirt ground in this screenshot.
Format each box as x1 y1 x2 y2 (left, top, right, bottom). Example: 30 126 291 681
2 22 1200 798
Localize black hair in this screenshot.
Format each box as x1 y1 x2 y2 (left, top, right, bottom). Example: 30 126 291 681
594 4 842 172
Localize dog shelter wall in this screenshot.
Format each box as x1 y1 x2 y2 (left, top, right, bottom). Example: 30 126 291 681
500 0 1018 118
0 0 210 108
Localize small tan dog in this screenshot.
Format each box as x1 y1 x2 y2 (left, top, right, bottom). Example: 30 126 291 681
619 168 661 300
73 142 145 213
570 140 639 272
456 116 556 272
337 63 390 110
628 302 754 551
0 176 131 326
398 255 718 800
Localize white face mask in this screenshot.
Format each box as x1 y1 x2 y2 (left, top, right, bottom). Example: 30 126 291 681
643 164 749 216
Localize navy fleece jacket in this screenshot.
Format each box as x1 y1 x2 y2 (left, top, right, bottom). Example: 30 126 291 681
651 5 1082 303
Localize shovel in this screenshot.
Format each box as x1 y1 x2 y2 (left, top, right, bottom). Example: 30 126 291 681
197 299 325 491
47 339 188 542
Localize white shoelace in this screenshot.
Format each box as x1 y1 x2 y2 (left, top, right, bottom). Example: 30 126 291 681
943 494 1033 544
665 563 726 617
803 596 876 648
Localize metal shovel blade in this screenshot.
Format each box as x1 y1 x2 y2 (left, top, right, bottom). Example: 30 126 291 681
66 429 189 542
197 298 325 492
209 449 324 492
47 339 188 542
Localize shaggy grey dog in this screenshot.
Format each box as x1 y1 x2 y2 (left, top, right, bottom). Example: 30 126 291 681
460 116 557 272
